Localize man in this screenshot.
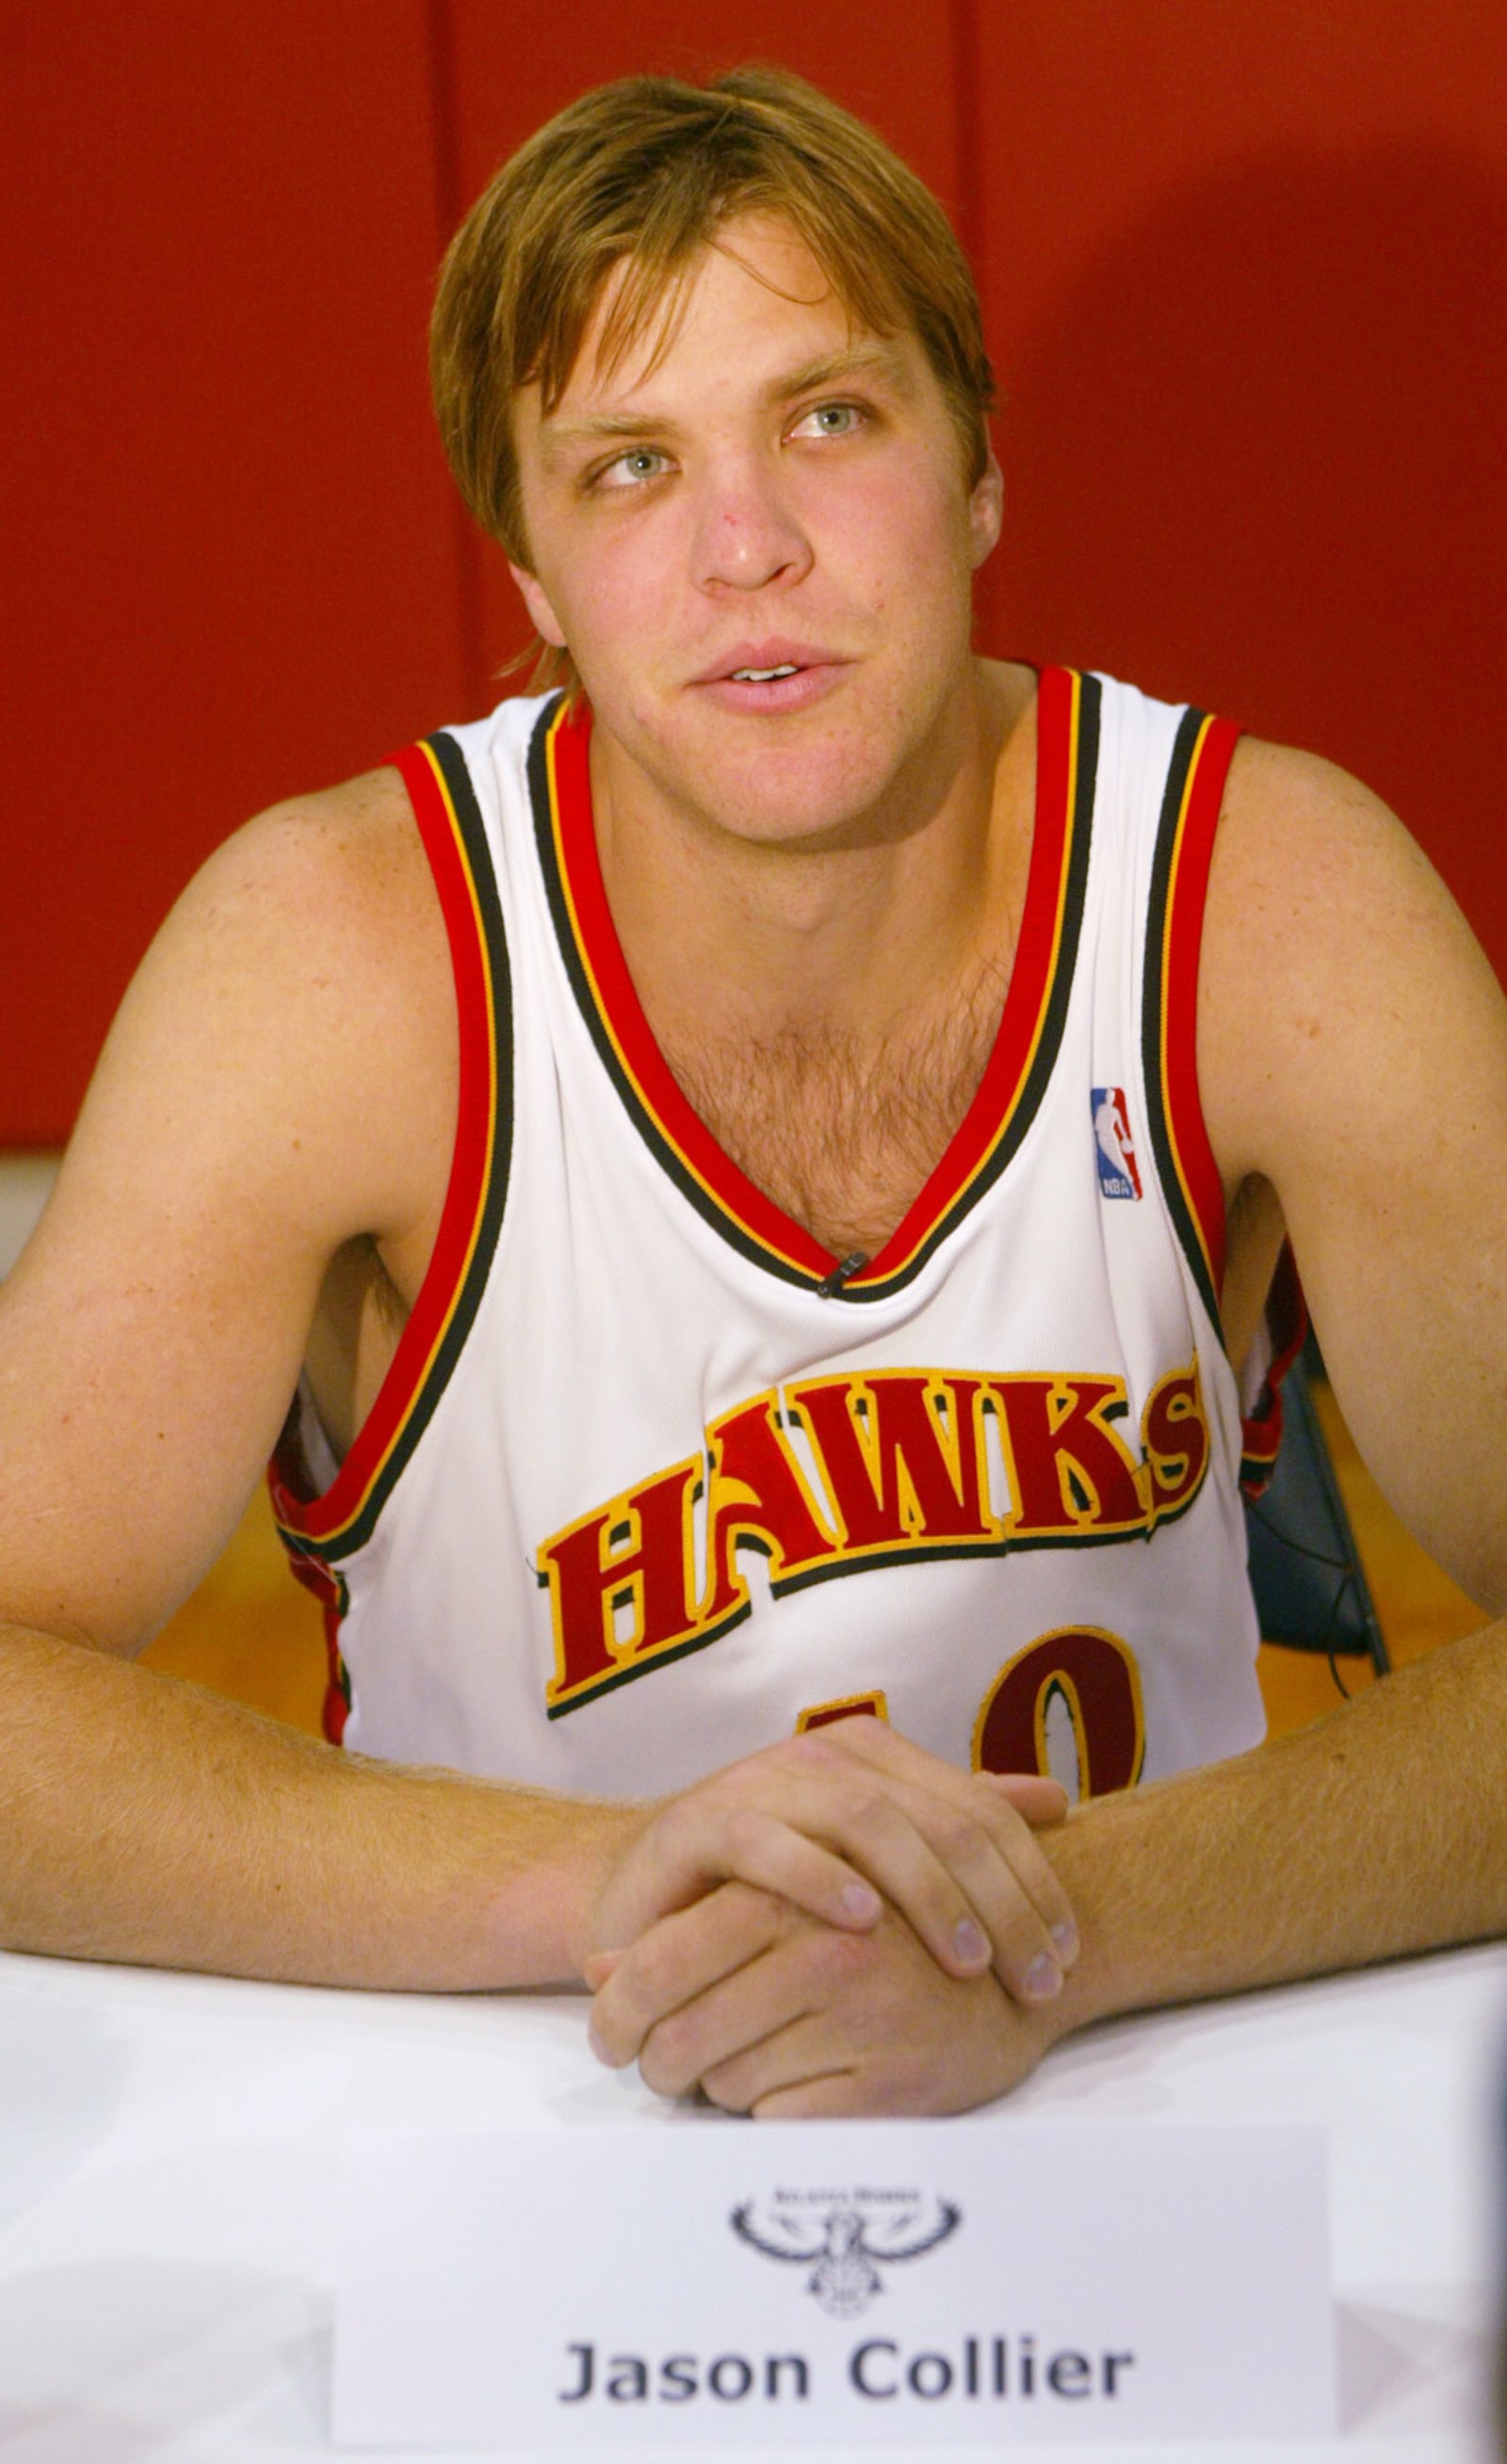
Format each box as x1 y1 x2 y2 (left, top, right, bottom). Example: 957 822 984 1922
2 66 1505 2118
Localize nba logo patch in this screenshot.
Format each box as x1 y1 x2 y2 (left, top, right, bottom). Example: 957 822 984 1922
1092 1087 1142 1199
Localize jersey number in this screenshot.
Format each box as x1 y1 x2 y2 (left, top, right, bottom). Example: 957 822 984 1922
972 1626 1144 1799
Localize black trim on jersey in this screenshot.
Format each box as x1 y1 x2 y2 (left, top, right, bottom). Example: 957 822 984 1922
1140 706 1222 1331
527 676 1101 1303
878 670 1103 1293
545 1601 753 1719
303 729 514 1564
527 697 821 1292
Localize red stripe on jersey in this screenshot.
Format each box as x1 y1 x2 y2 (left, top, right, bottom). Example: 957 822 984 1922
1160 713 1240 1301
272 738 497 1547
547 705 833 1279
852 662 1080 1284
546 667 1084 1291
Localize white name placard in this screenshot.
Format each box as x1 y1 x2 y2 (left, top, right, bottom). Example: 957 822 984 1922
332 2119 1334 2447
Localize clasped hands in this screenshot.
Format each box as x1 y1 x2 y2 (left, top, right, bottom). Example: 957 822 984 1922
578 1718 1078 2116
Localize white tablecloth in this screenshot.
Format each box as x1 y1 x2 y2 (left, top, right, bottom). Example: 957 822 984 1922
1 1937 1504 2460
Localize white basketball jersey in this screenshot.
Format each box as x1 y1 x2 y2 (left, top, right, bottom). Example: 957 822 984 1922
271 668 1267 1804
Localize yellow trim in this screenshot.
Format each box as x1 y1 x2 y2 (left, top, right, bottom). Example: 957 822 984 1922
862 671 1083 1281
541 1451 705 1712
543 673 1083 1289
1156 711 1219 1295
795 1689 891 1732
544 710 818 1277
295 740 499 1543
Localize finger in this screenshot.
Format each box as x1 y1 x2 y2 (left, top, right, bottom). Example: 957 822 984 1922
793 1727 1078 1985
580 1948 623 1990
589 1883 789 2069
766 1774 1013 1980
594 1795 884 1953
636 1925 860 2100
751 2069 868 2120
978 1771 1070 1826
949 1778 1079 1965
735 1759 1058 1988
680 1931 881 2110
704 2036 853 2117
701 1990 923 2116
869 1771 1079 2001
813 1716 1067 1828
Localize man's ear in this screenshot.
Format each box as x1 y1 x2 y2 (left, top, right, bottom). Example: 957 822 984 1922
508 561 568 651
968 450 1004 570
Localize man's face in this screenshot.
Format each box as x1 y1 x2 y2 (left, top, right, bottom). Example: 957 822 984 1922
510 216 1002 849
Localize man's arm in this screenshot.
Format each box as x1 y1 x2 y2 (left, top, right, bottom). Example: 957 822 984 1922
1202 737 1507 1611
1051 736 1507 2015
590 738 1507 2106
0 765 634 1986
0 771 1068 1993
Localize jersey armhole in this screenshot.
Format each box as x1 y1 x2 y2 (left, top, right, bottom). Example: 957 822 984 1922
1141 707 1241 1332
269 731 512 1564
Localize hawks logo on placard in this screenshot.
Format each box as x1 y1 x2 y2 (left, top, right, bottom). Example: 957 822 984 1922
536 1354 1210 1716
731 2191 962 2318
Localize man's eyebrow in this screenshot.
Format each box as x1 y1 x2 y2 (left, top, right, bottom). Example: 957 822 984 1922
767 343 917 404
538 344 917 463
539 410 672 462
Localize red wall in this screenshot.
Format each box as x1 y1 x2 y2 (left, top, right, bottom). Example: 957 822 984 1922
5 2 1503 1143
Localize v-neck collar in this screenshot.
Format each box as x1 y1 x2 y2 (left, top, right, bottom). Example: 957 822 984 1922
529 665 1099 1301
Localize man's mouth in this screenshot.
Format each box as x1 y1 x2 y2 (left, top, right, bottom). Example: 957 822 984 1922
694 640 844 688
688 643 851 715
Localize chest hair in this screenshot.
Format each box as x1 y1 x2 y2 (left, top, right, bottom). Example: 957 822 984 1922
663 959 1010 1260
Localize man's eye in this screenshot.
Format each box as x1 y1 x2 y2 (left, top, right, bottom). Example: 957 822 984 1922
791 402 864 441
596 447 671 490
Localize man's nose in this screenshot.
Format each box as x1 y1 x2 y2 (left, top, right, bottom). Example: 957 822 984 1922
692 456 813 592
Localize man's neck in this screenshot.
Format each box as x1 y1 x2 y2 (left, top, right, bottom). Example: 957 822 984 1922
588 658 1039 1062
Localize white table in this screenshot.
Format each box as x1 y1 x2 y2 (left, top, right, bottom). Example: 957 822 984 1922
1 1938 1504 2460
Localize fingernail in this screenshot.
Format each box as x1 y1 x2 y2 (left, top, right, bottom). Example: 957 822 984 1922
1024 1952 1062 2000
953 1918 990 1966
587 2015 609 2064
1052 1921 1078 1962
840 1880 883 1922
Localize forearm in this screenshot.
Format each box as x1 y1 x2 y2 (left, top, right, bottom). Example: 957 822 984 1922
0 1624 649 1988
1042 1619 1507 2042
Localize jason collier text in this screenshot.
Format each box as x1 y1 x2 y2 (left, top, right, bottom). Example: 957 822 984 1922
558 2334 1138 2406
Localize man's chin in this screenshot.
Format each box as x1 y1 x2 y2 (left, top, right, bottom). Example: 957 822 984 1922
667 756 903 851
590 672 934 848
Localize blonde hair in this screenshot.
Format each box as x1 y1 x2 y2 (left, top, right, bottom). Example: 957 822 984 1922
431 64 996 696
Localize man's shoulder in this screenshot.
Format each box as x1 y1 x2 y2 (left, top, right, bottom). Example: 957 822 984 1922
1198 729 1499 1187
176 757 451 1027
1212 734 1449 985
80 755 461 1257
183 683 567 1053
222 759 428 916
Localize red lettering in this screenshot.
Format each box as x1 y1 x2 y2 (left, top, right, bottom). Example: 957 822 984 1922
990 1376 1146 1535
1142 1359 1210 1520
541 1458 701 1709
793 1373 994 1549
702 1394 836 1624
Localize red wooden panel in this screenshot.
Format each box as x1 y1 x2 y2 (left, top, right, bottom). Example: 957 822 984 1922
1 1 478 1143
441 0 965 688
963 0 1507 977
